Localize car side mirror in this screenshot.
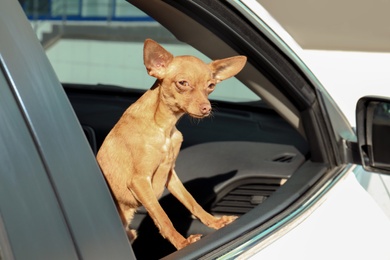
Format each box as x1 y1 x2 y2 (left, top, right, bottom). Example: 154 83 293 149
356 96 390 174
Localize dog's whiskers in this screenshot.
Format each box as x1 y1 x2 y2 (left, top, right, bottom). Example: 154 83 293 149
189 116 202 125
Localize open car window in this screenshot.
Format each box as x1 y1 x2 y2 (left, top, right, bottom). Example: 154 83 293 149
42 2 259 103
16 0 341 259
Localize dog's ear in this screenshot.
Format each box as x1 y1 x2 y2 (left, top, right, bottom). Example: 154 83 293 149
210 56 247 83
143 39 174 79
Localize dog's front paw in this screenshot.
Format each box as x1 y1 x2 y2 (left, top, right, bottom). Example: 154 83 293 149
207 215 238 229
177 234 202 249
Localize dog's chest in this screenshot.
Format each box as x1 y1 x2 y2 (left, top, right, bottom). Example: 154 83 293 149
159 137 176 172
162 136 173 154
160 129 182 164
152 136 176 197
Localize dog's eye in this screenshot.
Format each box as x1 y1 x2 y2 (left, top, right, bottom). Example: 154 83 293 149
178 81 189 87
176 81 190 92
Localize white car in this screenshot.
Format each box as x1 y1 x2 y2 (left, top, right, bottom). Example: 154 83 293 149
1 0 390 259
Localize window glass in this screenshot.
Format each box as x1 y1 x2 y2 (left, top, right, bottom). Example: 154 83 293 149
19 0 150 20
46 39 257 102
39 2 259 102
19 0 51 17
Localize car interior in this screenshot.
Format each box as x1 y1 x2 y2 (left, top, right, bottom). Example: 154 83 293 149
57 0 331 258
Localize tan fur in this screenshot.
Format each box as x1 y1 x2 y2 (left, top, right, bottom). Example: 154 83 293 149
97 39 246 250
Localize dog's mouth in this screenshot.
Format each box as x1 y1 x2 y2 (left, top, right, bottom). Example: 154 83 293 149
187 112 210 119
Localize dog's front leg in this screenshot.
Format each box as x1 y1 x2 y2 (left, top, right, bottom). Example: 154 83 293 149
166 170 238 229
130 176 202 249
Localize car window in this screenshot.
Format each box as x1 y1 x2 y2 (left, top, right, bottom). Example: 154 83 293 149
35 3 258 102
46 39 257 102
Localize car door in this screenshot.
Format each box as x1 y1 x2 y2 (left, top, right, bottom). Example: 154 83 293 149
0 1 135 259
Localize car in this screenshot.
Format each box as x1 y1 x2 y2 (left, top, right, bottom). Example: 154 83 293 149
1 0 390 259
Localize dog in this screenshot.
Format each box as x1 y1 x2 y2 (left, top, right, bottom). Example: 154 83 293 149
97 39 246 250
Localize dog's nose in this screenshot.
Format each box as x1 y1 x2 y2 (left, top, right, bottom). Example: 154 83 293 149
200 103 211 115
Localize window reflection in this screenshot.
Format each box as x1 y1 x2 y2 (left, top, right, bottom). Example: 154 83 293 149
374 102 390 119
19 0 150 21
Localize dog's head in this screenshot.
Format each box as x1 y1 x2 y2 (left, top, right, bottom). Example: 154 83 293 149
143 39 246 118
